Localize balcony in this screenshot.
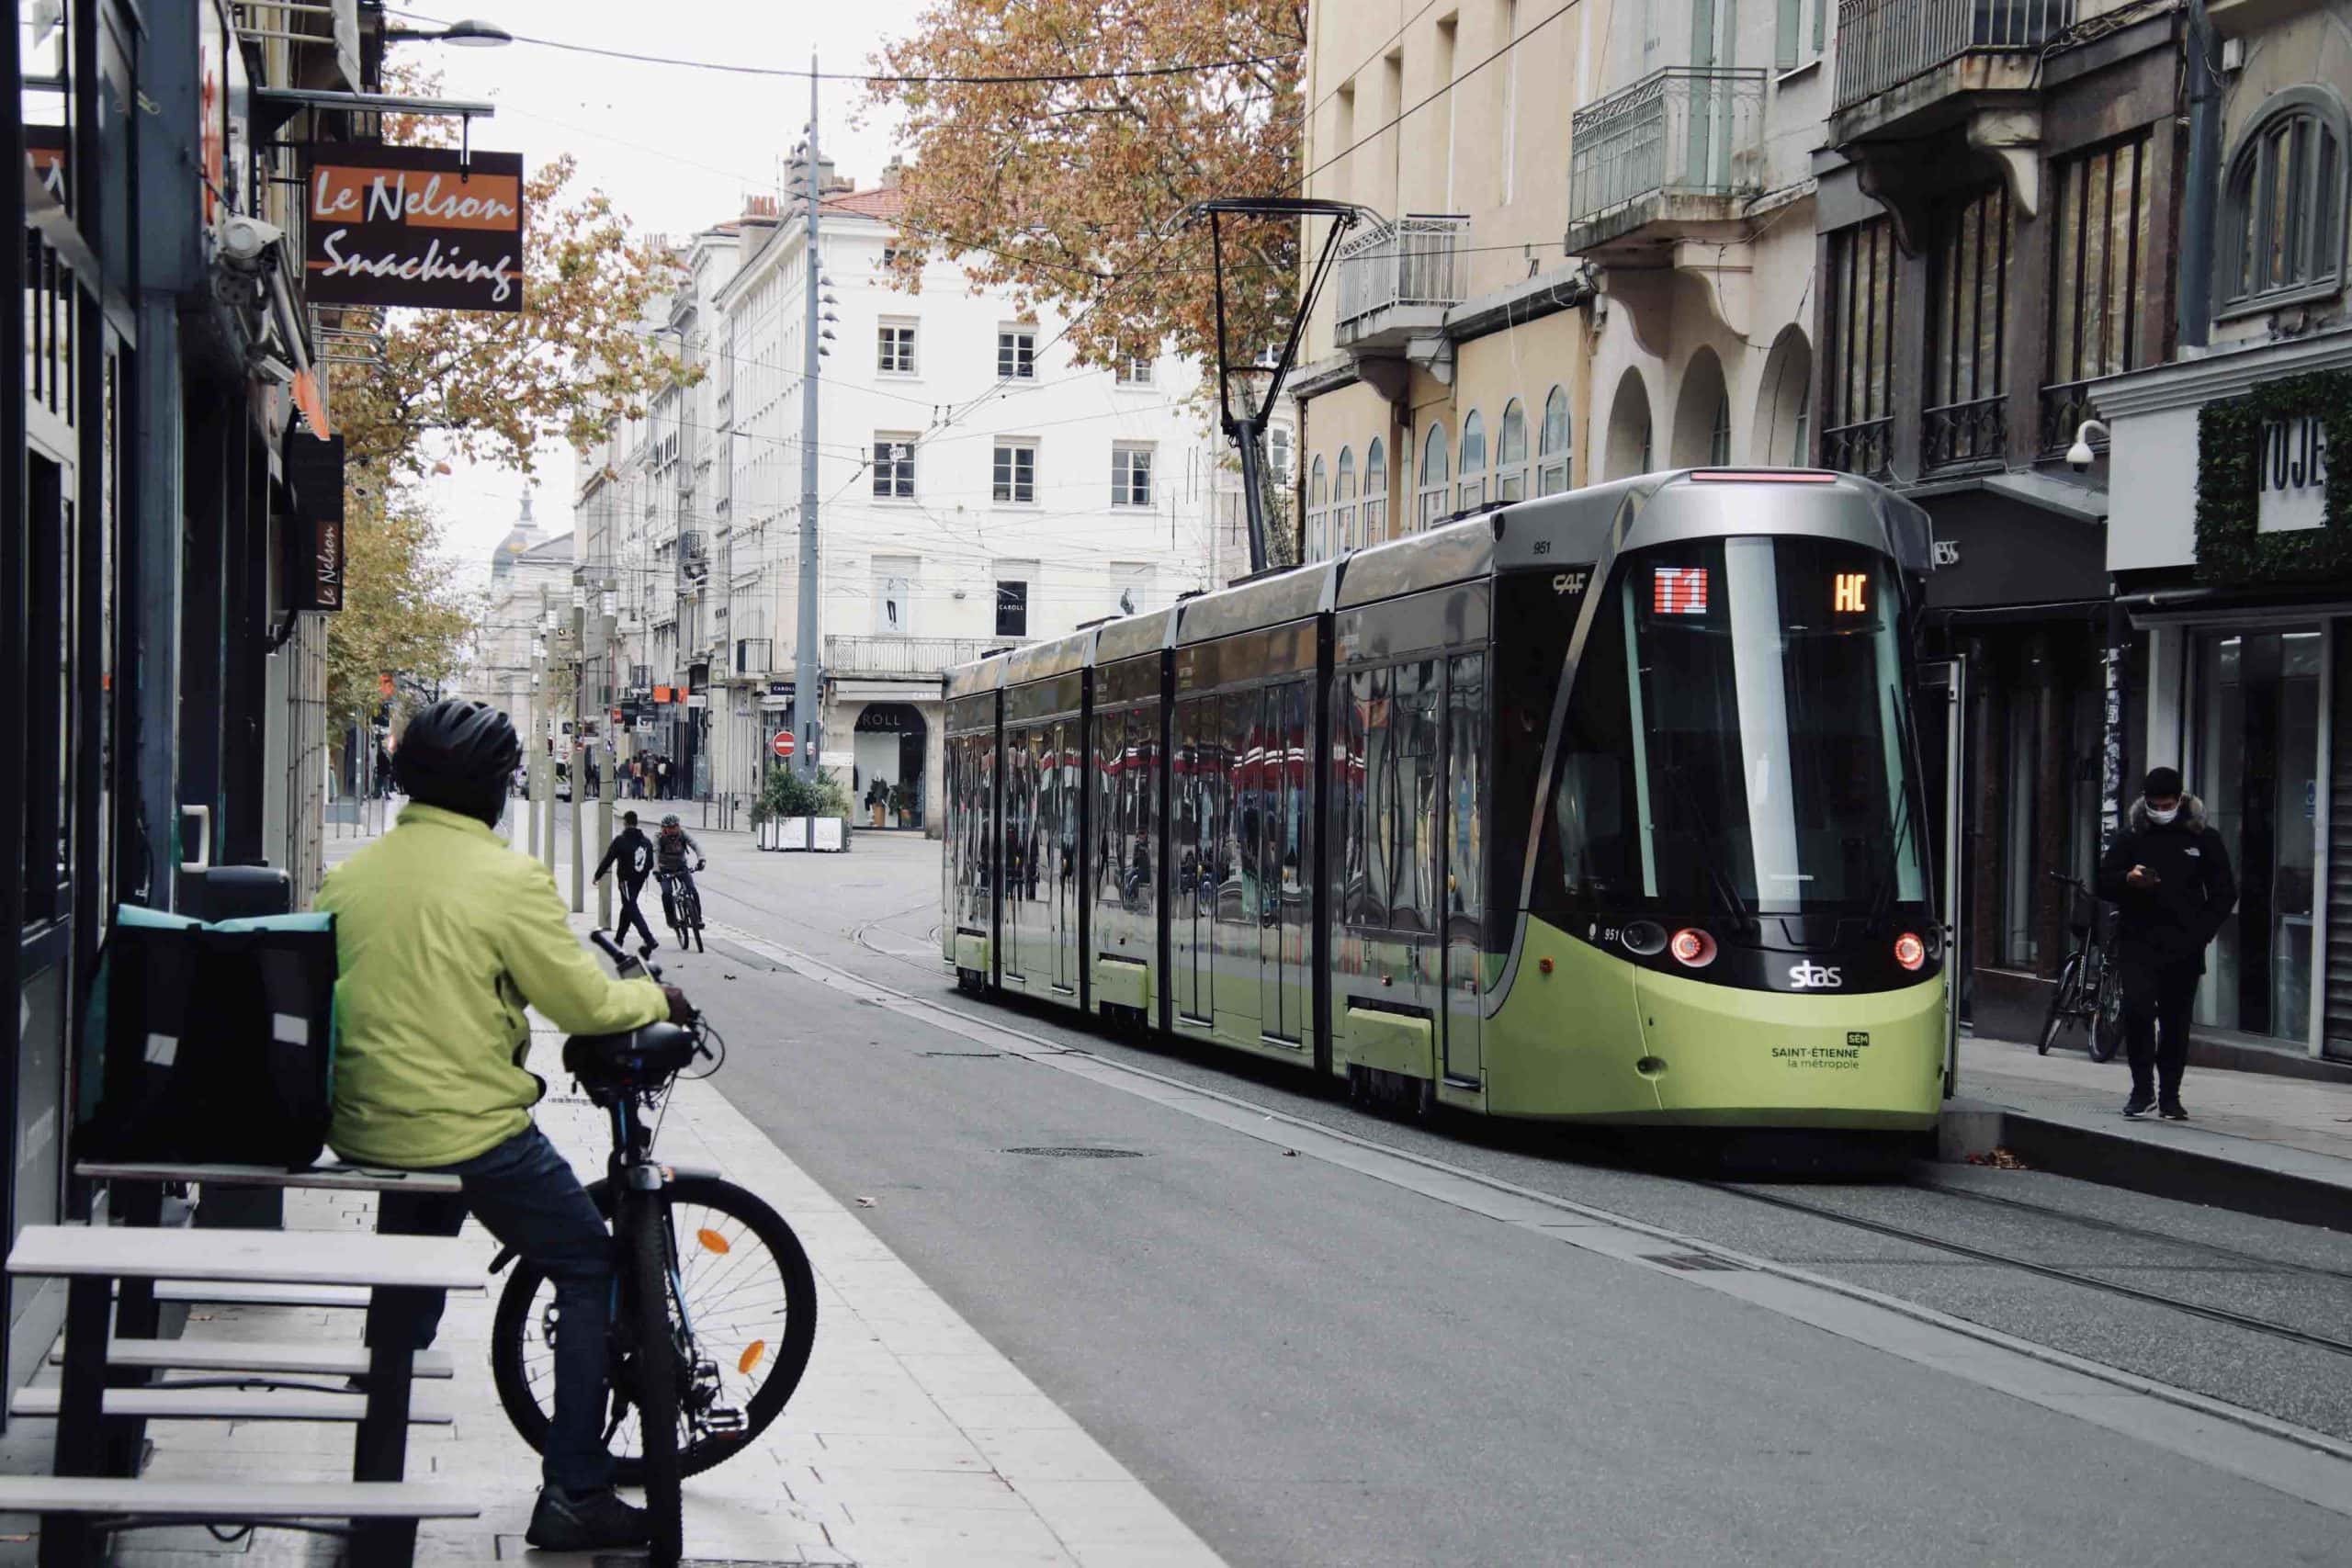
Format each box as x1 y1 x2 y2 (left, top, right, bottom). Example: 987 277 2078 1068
1566 69 1767 258
1333 216 1469 355
824 635 1003 682
1831 0 2071 136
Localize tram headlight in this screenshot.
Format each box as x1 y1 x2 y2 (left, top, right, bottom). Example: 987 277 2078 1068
1894 931 1928 971
1668 928 1716 968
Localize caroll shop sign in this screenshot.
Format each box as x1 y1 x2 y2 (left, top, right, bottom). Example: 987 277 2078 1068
304 142 525 312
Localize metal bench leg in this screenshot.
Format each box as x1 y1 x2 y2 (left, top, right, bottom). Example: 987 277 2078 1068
107 1181 164 1478
350 1283 435 1568
42 1274 114 1566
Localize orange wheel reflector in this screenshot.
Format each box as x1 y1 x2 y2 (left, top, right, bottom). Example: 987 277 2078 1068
738 1339 767 1375
697 1227 731 1255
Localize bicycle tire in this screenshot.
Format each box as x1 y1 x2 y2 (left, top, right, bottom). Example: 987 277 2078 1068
628 1191 684 1565
490 1175 819 1483
2037 953 2081 1055
2089 961 2127 1063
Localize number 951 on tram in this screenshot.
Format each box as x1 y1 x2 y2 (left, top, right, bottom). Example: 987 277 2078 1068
942 468 1948 1134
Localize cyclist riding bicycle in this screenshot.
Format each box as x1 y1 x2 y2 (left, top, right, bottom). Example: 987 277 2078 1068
317 699 695 1552
654 813 707 953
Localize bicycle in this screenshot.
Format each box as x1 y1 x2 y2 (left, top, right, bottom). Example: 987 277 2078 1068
2038 872 2124 1062
488 931 816 1564
657 865 707 953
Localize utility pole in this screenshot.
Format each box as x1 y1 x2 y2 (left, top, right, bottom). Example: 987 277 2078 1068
568 590 586 914
527 585 546 857
792 60 825 779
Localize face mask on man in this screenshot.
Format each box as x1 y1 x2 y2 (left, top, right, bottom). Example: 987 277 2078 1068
2146 802 2180 826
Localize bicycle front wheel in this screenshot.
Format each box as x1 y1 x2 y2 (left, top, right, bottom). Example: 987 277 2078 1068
2037 953 2082 1055
2089 962 2127 1063
491 1175 818 1483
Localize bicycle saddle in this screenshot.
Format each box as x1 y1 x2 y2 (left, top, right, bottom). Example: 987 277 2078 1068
563 1022 697 1086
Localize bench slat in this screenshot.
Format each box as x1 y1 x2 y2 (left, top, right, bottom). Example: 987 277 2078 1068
9 1225 484 1292
0 1476 476 1519
12 1386 454 1423
75 1161 464 1195
150 1280 373 1310
51 1338 453 1378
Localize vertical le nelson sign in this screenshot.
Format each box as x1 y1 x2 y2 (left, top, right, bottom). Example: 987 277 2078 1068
305 142 526 312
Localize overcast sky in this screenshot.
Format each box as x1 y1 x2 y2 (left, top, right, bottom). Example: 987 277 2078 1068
389 0 928 581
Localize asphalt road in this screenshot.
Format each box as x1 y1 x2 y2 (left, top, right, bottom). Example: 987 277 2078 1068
601 818 2352 1567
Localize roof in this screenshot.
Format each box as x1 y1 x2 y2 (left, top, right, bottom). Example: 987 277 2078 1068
821 186 909 222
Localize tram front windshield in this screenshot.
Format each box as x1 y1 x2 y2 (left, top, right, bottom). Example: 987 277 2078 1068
1547 535 1927 918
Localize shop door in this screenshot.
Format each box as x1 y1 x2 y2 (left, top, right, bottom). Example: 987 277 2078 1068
1917 658 1967 1096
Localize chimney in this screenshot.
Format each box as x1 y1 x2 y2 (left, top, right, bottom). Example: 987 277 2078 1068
879 155 908 190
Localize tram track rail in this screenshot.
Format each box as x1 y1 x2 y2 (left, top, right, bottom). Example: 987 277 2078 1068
1910 1179 2352 1286
1705 1182 2352 1360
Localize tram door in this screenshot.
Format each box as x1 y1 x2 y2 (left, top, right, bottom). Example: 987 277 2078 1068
1001 730 1032 984
1049 720 1078 995
1916 658 1967 1097
1442 655 1487 1083
1259 682 1311 1044
1173 703 1215 1022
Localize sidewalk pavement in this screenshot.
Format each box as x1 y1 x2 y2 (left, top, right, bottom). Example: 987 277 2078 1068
32 824 1227 1566
1948 1032 2352 1230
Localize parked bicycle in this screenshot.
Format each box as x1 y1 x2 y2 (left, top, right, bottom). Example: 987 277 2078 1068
2039 872 2124 1061
488 931 816 1564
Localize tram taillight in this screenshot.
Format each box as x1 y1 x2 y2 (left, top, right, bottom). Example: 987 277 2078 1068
1669 928 1717 968
1894 932 1927 971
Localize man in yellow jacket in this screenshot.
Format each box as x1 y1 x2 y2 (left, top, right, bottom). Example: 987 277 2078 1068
319 699 689 1552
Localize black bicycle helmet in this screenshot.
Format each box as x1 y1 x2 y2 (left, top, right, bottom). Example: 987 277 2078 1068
394 699 522 827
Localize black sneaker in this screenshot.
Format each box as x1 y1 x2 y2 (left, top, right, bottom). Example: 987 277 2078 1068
639 941 658 960
525 1486 651 1551
2122 1096 2155 1119
2159 1101 2189 1121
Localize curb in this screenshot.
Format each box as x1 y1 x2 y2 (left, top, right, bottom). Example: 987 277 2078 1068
1940 1098 2352 1235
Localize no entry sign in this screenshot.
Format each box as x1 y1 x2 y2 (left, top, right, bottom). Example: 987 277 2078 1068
772 730 796 759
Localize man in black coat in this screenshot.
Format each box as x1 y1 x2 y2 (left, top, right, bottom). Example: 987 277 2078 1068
2098 767 2238 1120
593 809 661 957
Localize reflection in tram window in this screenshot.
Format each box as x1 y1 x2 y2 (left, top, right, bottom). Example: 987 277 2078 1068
1546 536 1926 918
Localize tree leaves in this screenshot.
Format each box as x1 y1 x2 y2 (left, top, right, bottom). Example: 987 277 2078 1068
864 0 1306 376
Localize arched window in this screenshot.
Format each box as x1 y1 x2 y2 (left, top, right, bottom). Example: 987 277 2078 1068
1306 455 1329 561
1363 436 1389 540
1537 387 1571 494
1418 423 1452 529
2221 88 2349 312
1710 391 1732 466
1496 399 1529 502
1456 410 1487 511
1334 446 1359 552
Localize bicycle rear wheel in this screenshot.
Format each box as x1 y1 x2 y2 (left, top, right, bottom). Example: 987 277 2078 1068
2089 961 2126 1063
627 1191 684 1565
491 1175 818 1483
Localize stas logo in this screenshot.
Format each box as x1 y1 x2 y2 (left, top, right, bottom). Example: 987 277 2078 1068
1787 961 1844 989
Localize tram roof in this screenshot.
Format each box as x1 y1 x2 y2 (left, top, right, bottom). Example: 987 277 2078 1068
1004 630 1092 686
944 649 1012 699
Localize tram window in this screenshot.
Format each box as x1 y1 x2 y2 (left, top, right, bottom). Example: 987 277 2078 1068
1336 671 1369 927
1219 691 1254 927
1363 666 1395 927
1130 712 1157 919
1446 654 1487 945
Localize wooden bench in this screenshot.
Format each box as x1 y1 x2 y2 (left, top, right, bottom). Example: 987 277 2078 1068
6 1223 483 1567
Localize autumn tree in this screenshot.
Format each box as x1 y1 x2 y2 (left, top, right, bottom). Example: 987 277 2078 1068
325 486 478 739
865 0 1306 375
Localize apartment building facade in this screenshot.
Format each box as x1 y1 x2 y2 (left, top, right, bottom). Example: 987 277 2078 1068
577 171 1226 826
2090 0 2352 1066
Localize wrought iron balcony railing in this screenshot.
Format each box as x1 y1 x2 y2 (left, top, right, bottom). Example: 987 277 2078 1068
1568 68 1767 241
1832 0 2074 114
1334 216 1470 337
1922 394 2008 471
1822 417 1895 481
824 635 1006 680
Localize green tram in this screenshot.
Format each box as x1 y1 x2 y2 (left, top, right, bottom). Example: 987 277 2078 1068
942 468 1948 1130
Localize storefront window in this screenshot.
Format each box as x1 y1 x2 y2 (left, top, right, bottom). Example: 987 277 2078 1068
2193 628 2322 1041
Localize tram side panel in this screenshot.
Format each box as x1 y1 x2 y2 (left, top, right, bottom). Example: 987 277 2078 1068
1169 622 1319 1066
1324 581 1491 1104
1088 655 1162 1022
999 672 1089 1014
943 692 1001 988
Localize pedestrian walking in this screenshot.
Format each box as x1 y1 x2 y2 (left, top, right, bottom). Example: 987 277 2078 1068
656 755 673 800
594 809 661 957
2098 766 2237 1121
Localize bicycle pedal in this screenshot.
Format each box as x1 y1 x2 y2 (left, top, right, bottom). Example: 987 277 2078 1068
702 1406 748 1436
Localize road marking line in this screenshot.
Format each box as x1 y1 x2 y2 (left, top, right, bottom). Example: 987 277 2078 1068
708 919 2352 1520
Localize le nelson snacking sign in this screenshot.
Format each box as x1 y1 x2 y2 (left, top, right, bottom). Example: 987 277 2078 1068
305 142 525 312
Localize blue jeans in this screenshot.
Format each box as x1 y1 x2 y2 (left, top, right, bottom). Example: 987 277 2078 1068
376 1125 615 1493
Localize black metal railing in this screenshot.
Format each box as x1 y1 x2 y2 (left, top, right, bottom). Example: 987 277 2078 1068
1821 417 1895 480
1833 0 2074 112
1922 394 2007 470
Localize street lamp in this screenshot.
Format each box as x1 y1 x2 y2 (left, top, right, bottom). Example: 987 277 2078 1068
384 17 514 46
